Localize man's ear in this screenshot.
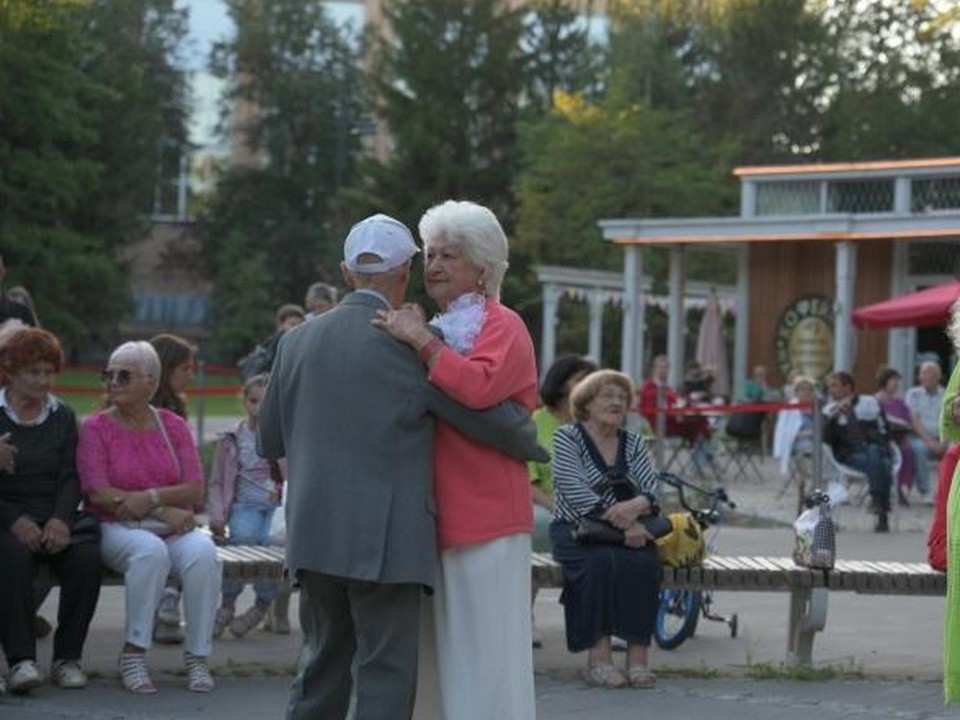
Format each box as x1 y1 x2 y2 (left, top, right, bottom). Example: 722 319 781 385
340 263 355 288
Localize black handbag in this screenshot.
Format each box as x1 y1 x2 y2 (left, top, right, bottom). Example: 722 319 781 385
573 514 673 545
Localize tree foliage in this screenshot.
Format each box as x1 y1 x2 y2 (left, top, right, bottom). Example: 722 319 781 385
364 0 527 229
202 0 364 359
0 0 187 352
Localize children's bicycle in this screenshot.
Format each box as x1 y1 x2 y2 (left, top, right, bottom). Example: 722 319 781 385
654 471 738 650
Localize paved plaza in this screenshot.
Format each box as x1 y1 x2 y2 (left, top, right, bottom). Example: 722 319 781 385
1 437 954 719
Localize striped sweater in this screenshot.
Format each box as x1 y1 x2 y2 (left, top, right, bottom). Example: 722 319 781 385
552 423 659 523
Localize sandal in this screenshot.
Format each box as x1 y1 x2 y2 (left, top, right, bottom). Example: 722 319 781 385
585 663 627 689
627 665 656 689
119 652 156 694
184 652 214 693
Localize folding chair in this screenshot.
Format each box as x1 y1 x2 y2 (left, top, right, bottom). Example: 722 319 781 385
719 411 766 482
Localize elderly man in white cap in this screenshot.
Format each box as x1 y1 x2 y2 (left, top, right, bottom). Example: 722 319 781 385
257 214 545 720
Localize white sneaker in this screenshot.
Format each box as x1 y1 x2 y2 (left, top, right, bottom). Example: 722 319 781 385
8 660 42 694
51 660 88 689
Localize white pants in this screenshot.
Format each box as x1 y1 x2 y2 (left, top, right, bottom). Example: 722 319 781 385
100 523 222 657
415 533 536 720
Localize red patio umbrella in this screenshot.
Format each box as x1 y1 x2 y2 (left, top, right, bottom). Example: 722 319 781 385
851 280 960 330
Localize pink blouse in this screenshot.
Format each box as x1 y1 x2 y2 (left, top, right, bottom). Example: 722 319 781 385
428 298 538 550
77 408 203 522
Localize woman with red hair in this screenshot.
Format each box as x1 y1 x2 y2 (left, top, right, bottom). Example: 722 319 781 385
0 328 102 694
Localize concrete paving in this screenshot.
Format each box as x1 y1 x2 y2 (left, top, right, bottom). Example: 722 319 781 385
1 443 953 719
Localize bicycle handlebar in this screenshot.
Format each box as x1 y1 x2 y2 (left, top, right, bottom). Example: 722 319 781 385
658 471 736 526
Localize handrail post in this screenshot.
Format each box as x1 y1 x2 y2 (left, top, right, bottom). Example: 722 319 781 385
812 395 823 491
655 384 666 468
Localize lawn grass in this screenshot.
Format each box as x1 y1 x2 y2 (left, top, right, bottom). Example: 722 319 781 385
56 368 243 417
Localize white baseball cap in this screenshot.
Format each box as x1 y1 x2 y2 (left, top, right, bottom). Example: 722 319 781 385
343 213 419 274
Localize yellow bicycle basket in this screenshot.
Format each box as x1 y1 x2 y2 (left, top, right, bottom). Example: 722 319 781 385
656 512 706 568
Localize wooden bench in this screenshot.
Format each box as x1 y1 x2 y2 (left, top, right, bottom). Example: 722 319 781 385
37 545 288 586
42 546 945 668
531 552 946 667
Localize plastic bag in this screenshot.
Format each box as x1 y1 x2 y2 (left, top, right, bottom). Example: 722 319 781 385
793 491 836 569
267 494 287 545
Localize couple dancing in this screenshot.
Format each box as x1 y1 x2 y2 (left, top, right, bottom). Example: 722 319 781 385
258 202 546 720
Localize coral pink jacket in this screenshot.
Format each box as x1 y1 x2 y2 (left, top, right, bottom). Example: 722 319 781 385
429 298 538 550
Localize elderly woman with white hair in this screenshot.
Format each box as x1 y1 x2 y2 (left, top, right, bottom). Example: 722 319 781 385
374 200 538 720
77 341 219 695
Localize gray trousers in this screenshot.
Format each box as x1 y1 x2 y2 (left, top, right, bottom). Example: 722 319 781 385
287 571 421 720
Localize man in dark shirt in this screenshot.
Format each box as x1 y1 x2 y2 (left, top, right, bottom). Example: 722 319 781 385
823 371 893 532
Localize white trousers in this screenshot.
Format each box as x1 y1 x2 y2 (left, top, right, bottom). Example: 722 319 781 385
100 523 222 657
414 533 536 720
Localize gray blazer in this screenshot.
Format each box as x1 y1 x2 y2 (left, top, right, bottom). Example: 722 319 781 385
258 291 545 588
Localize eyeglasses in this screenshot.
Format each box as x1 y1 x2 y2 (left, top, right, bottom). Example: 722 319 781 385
597 389 630 403
101 369 137 386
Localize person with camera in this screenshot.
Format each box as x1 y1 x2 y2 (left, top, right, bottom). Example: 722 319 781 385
549 369 662 689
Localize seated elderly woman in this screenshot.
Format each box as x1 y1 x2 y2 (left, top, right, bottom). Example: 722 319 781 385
77 341 219 695
0 328 101 694
549 369 662 689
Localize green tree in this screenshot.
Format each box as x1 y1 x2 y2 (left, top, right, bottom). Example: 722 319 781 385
511 93 738 360
818 0 960 160
0 0 186 351
203 0 364 360
365 0 527 229
520 0 605 115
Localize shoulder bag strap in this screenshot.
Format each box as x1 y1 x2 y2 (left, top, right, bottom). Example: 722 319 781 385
151 406 183 483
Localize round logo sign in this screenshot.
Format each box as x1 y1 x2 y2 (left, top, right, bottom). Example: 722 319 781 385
775 295 834 382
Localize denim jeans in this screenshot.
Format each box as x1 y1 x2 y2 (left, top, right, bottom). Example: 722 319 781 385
906 435 934 495
222 504 280 606
844 444 892 511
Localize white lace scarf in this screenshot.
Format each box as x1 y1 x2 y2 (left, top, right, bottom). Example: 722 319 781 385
429 293 487 355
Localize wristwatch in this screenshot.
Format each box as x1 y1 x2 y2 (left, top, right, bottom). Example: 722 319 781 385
147 488 160 508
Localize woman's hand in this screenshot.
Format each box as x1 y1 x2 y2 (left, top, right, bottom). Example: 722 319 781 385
10 515 43 552
602 496 651 530
115 490 154 521
372 306 434 348
0 432 17 473
210 520 227 545
623 522 654 548
157 506 196 535
41 518 70 555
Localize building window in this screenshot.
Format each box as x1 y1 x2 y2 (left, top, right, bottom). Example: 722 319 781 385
152 140 192 220
754 180 821 216
825 179 893 213
912 176 960 212
907 241 960 276
132 290 210 326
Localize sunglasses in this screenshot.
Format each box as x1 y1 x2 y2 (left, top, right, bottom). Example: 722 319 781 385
101 369 136 386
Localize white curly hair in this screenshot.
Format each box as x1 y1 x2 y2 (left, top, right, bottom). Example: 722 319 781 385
418 200 509 300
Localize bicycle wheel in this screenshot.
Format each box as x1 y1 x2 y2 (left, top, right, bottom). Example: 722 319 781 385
654 588 701 650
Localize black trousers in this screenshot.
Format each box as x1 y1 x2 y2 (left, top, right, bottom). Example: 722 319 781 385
0 528 102 664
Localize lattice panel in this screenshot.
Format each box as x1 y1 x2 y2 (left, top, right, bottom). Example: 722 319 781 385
908 241 960 276
826 179 894 213
754 180 820 216
912 176 960 212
